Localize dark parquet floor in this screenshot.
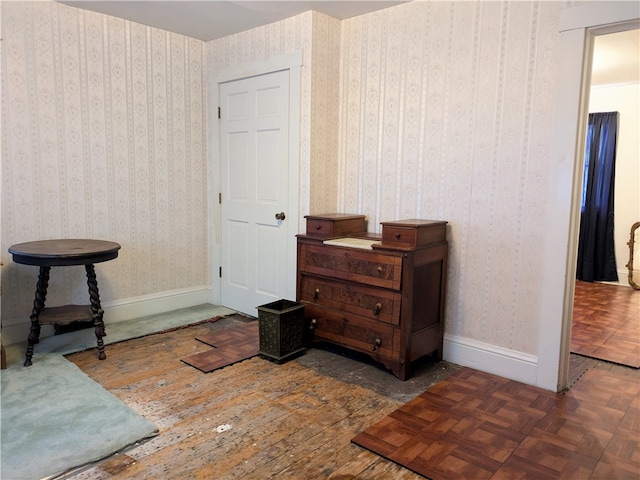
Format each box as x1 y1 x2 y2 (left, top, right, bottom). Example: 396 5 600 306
181 321 259 372
353 364 639 479
571 281 640 368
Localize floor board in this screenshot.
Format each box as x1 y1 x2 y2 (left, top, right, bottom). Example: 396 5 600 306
64 309 639 479
65 316 441 479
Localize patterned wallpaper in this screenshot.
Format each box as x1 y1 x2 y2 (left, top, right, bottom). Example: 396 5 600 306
1 1 208 325
2 0 566 358
338 1 562 354
308 12 341 215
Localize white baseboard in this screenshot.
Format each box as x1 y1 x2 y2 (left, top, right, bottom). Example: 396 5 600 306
2 286 213 347
443 333 539 387
616 268 639 288
592 270 638 288
101 285 213 323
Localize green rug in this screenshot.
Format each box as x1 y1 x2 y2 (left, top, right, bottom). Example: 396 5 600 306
1 304 234 479
1 353 157 479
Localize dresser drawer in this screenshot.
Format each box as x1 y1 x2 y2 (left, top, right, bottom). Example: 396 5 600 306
298 243 402 290
381 220 447 247
299 275 400 325
304 214 366 238
304 304 399 358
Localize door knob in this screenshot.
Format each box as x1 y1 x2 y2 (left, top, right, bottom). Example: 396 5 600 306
275 211 286 221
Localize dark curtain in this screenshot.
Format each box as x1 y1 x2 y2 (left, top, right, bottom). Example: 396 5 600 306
577 111 619 282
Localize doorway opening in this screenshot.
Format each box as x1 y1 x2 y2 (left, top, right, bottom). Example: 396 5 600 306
540 7 640 393
554 20 640 391
570 28 640 370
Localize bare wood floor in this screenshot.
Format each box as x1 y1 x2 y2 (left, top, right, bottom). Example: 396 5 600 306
65 314 639 479
65 316 456 479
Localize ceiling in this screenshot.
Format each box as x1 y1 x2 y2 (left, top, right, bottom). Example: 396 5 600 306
58 1 407 42
58 1 638 87
592 29 640 86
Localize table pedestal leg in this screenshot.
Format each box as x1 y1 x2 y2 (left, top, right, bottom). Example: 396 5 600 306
85 264 107 360
24 266 50 366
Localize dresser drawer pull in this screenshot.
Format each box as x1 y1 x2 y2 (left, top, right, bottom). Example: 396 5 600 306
372 303 382 315
309 318 317 330
377 266 383 273
371 338 382 352
313 288 320 299
394 233 401 239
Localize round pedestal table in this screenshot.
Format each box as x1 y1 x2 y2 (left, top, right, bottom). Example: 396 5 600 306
8 239 121 366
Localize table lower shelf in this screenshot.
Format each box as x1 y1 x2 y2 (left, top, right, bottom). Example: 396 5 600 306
39 305 94 325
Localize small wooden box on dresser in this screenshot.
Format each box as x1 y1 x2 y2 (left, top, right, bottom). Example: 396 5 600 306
296 214 448 380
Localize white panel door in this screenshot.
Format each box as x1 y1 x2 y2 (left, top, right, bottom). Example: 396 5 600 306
220 70 290 316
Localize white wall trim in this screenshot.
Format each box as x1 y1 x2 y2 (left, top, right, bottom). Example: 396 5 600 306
591 80 640 90
538 26 590 393
101 285 212 322
212 51 303 84
599 272 639 289
559 2 640 32
286 64 302 299
2 285 212 346
444 334 539 387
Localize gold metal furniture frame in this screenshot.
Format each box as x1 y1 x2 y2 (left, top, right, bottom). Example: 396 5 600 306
627 222 640 290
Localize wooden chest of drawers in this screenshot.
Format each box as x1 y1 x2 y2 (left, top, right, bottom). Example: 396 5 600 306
296 215 448 380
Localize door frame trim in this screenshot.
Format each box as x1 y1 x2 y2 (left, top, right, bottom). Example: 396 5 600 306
208 51 303 306
538 2 639 391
